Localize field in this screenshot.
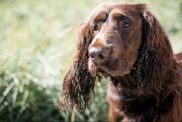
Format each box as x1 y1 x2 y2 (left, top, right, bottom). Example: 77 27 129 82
0 0 182 121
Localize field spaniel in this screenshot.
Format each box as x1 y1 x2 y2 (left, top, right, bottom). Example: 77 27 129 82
60 2 182 122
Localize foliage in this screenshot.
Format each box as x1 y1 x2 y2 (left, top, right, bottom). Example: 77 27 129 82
0 0 181 121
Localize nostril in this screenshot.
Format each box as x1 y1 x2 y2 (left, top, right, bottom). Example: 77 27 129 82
89 51 95 59
89 48 98 59
91 55 94 59
98 54 104 59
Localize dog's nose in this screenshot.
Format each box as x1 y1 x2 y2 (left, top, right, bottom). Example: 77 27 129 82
89 47 110 63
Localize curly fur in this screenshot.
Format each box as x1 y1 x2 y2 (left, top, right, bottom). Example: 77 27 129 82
60 23 97 111
109 10 182 122
60 3 182 121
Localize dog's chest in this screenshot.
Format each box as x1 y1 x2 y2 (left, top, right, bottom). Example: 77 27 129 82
107 82 157 117
107 83 124 114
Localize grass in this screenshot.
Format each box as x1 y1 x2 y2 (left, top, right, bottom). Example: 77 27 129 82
0 0 181 121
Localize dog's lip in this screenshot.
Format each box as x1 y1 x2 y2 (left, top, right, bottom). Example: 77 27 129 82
90 58 106 70
90 58 98 65
91 59 112 75
88 58 98 77
91 58 129 77
89 58 107 75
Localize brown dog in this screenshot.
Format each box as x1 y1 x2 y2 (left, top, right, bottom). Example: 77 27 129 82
61 3 182 122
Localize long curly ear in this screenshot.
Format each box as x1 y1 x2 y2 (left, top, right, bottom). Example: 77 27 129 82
136 11 174 93
60 22 96 111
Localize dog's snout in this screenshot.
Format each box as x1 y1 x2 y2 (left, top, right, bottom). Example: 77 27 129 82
89 47 110 63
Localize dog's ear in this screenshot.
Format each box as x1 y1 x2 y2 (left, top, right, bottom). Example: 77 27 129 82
135 10 174 93
60 22 97 111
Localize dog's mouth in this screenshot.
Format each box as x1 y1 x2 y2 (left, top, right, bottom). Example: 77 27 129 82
88 58 129 77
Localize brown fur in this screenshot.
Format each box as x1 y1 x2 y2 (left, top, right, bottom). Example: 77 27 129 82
60 2 182 121
60 23 96 111
175 52 182 66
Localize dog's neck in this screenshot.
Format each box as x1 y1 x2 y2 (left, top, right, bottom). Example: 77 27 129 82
110 68 180 119
110 58 178 99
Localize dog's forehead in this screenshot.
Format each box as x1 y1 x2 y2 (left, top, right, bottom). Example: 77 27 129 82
88 2 114 20
110 4 146 17
89 3 147 21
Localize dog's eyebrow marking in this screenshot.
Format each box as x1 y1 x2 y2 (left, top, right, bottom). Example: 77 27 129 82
111 9 123 19
94 10 108 22
110 9 134 21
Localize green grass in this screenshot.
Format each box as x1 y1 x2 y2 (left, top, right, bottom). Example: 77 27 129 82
0 0 182 121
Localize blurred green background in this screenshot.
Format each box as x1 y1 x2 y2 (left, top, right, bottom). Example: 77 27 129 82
0 0 181 122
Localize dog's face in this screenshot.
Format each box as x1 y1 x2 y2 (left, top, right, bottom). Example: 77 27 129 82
61 2 173 111
88 3 144 76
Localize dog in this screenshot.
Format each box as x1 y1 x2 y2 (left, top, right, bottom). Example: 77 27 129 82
60 3 182 122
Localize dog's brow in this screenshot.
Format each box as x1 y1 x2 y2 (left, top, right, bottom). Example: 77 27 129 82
110 9 128 21
95 10 108 21
111 10 122 19
111 9 135 21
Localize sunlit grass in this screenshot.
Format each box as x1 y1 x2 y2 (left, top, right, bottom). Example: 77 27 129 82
0 0 181 121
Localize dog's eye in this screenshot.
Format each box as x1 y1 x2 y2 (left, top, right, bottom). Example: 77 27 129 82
93 22 102 31
93 24 99 31
117 16 131 29
122 20 130 28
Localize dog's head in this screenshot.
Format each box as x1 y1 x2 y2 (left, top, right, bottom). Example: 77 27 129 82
88 3 145 77
60 2 173 111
